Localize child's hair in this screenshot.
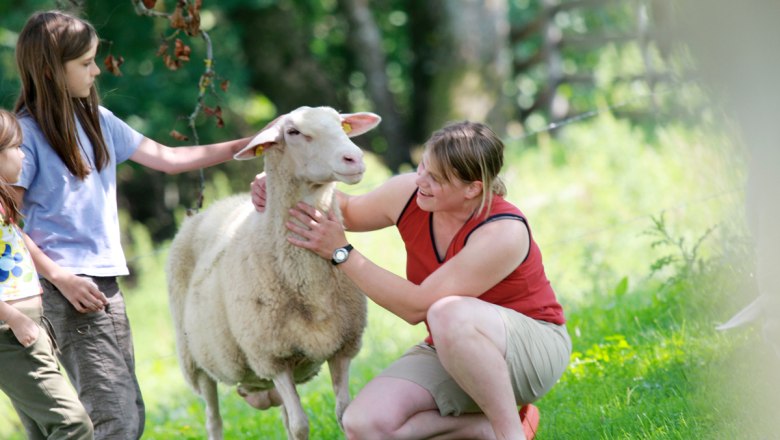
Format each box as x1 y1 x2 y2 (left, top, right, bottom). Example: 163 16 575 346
0 109 23 224
424 121 507 218
14 10 108 180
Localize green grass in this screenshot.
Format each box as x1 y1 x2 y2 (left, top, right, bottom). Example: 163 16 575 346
3 114 776 439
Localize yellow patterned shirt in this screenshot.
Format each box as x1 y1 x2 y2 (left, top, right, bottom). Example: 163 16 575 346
0 220 42 301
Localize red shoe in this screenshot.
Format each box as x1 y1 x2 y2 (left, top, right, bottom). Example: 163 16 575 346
519 404 540 439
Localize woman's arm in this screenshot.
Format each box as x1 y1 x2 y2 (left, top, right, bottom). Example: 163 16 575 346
340 173 418 232
252 171 417 232
287 203 530 324
130 136 252 175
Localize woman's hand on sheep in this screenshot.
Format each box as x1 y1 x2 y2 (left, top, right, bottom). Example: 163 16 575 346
286 203 348 260
251 172 267 213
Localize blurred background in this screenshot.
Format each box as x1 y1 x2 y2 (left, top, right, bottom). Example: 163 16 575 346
1 0 779 438
1 0 694 246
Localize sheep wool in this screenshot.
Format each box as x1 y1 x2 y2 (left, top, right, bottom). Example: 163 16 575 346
166 106 381 440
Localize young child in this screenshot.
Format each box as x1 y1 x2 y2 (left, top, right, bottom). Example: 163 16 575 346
0 109 94 439
12 10 251 440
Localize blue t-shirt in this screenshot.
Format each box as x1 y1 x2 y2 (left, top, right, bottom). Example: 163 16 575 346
16 106 144 277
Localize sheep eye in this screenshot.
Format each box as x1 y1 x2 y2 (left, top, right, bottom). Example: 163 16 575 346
287 128 301 136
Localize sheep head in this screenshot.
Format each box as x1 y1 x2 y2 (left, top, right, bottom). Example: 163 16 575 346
234 106 381 185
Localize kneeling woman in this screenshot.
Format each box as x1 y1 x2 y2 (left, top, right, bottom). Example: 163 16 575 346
262 121 571 440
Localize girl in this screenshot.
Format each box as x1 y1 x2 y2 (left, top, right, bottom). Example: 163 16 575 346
0 108 93 439
13 10 251 440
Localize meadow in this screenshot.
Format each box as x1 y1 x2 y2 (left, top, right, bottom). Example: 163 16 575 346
3 112 778 439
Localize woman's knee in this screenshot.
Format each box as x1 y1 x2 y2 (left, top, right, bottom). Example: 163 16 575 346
343 404 373 439
342 401 397 440
427 296 477 336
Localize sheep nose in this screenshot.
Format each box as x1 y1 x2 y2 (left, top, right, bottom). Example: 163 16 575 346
342 152 362 165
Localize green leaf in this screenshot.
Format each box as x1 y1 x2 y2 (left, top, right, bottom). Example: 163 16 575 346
614 276 629 297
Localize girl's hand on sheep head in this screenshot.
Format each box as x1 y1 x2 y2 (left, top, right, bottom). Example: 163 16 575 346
286 203 348 260
251 172 267 213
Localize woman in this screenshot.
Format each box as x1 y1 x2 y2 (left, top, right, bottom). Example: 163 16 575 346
254 121 571 439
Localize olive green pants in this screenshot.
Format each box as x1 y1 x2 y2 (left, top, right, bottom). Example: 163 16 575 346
0 303 93 439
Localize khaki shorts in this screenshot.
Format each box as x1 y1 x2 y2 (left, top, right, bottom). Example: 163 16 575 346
379 307 572 416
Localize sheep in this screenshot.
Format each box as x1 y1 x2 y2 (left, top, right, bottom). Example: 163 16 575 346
165 106 381 440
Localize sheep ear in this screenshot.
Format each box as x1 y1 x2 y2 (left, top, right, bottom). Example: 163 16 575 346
340 112 382 138
234 115 285 160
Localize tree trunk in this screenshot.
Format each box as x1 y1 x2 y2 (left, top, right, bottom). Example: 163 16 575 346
226 4 345 113
422 0 512 136
339 0 412 171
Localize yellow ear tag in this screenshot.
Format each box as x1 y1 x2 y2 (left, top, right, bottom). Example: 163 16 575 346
342 122 353 134
254 145 265 156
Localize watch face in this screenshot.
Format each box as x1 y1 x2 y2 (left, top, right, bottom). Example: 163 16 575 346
334 248 348 262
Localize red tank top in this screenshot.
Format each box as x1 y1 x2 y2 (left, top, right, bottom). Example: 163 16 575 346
397 190 565 344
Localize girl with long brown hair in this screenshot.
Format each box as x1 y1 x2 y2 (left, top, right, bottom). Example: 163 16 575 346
13 10 250 439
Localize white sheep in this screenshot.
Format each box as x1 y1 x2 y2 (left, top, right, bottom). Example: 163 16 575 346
165 106 381 440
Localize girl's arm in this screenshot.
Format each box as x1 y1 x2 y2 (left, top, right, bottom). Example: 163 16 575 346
286 198 530 324
130 136 252 175
0 300 39 347
21 232 108 313
11 187 108 313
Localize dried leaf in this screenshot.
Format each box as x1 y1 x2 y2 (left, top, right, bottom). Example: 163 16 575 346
202 105 225 128
170 130 189 141
162 54 181 71
174 39 191 62
103 54 124 76
214 105 224 128
220 80 230 92
170 4 187 31
156 41 169 57
142 0 157 8
186 1 202 36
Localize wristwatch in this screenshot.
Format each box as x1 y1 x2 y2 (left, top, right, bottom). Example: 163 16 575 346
331 244 353 266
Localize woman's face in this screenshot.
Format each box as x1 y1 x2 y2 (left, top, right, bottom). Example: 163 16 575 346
415 152 471 213
63 39 100 98
0 143 24 184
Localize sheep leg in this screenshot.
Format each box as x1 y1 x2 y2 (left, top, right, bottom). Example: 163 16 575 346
273 369 309 440
327 354 352 430
197 373 223 440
